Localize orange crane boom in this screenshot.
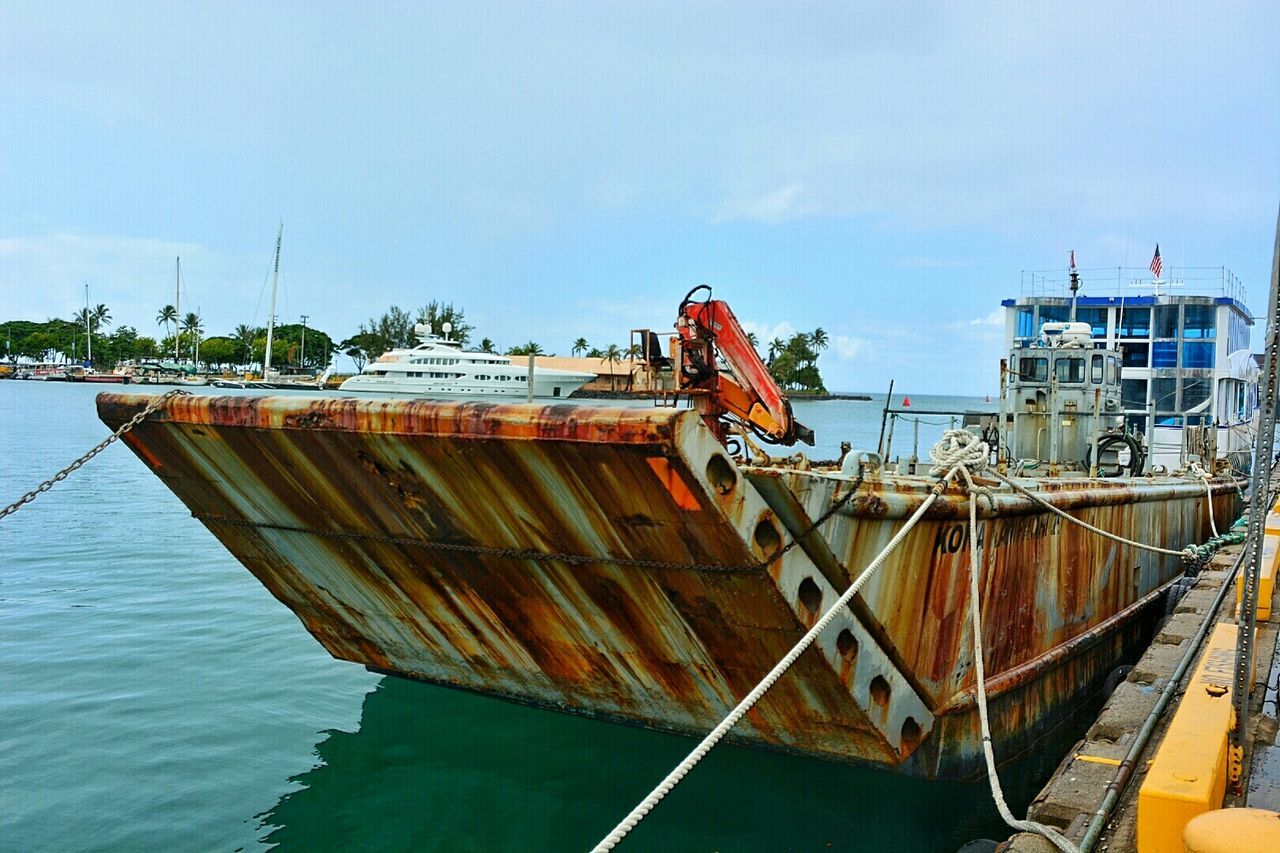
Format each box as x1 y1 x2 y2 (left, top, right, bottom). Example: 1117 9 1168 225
674 286 815 447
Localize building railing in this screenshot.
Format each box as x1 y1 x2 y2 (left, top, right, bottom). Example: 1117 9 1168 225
1020 266 1246 304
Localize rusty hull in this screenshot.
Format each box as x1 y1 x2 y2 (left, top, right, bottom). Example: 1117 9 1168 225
97 393 1238 780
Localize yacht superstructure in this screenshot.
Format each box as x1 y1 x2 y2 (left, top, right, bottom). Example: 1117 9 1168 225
339 324 596 399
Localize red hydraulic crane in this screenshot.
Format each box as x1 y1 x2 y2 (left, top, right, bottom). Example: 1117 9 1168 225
674 286 815 447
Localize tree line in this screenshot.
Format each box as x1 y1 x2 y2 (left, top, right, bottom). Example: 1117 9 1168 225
3 301 828 391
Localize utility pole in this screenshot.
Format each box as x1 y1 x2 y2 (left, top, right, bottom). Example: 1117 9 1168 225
300 313 309 368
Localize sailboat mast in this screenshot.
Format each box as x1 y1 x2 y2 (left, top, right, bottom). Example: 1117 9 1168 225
264 224 283 374
84 283 92 363
175 256 181 362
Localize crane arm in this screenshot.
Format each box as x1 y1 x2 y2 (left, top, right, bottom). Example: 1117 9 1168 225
675 286 814 447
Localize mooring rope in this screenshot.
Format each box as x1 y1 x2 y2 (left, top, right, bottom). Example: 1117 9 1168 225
594 426 1228 851
590 466 961 852
1188 460 1220 538
947 431 1081 853
986 470 1190 558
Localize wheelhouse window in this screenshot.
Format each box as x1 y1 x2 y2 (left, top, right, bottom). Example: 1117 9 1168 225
1090 354 1104 383
1151 341 1178 368
1107 357 1119 385
1020 357 1048 382
1182 304 1216 339
1122 343 1149 368
1182 341 1215 368
1121 378 1147 410
1118 307 1150 338
1155 305 1179 339
1152 378 1178 413
1054 357 1085 383
1039 304 1070 325
1076 307 1108 338
1181 378 1212 412
1016 307 1035 338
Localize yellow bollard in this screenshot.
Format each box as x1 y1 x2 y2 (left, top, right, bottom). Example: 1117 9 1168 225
1182 807 1280 851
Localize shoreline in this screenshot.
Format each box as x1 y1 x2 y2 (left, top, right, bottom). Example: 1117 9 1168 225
571 389 873 401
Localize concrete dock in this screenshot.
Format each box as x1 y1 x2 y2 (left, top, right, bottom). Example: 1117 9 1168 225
1005 540 1280 852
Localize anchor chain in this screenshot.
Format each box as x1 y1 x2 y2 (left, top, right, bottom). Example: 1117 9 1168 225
0 389 189 522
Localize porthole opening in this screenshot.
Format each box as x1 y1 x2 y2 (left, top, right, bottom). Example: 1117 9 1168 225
797 577 822 617
705 454 737 495
836 629 858 662
870 675 891 708
753 518 782 560
900 717 922 751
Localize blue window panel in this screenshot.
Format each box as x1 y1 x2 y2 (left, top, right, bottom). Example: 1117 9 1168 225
1182 341 1215 368
1076 307 1108 337
1122 343 1148 367
1039 304 1070 324
1151 341 1178 368
1182 304 1216 339
1118 307 1150 337
1155 305 1179 338
1016 307 1035 338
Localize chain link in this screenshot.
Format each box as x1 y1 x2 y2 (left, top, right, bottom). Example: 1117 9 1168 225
0 389 189 522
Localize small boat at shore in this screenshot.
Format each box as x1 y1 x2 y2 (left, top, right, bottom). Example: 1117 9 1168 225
98 286 1239 781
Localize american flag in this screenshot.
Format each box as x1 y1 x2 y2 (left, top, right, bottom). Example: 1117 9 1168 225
1069 249 1076 271
1150 244 1162 279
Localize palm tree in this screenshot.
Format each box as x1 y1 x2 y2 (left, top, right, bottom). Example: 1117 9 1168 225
811 327 829 351
601 343 623 391
479 337 496 354
233 324 256 366
157 305 177 355
181 312 204 363
91 304 112 331
571 337 589 357
746 331 760 349
625 343 642 361
767 336 785 366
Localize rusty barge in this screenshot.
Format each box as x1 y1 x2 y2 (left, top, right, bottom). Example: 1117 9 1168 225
96 291 1239 781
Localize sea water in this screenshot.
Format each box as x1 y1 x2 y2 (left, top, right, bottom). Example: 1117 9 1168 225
1 382 1083 852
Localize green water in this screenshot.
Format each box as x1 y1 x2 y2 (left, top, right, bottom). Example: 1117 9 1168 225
2 382 1080 851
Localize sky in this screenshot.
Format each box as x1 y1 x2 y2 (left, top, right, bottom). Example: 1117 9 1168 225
2 1 1277 393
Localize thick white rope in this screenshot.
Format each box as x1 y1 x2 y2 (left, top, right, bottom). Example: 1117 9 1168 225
595 428 1188 851
591 466 961 852
949 434 1081 853
1188 461 1219 538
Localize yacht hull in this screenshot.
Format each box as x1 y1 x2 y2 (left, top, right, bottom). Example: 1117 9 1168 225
97 393 1236 780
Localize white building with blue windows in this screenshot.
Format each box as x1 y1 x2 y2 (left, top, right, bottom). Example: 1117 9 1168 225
1002 266 1259 471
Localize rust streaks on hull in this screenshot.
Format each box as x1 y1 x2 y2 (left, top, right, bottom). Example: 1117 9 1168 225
98 393 1239 780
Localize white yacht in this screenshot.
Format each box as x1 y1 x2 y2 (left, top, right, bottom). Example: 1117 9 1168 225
339 324 596 399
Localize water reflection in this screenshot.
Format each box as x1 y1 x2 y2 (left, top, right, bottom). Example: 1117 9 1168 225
261 675 1094 852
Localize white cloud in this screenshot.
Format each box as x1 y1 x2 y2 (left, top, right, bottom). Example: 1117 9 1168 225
970 309 1003 327
713 183 808 225
739 319 796 346
834 335 868 359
